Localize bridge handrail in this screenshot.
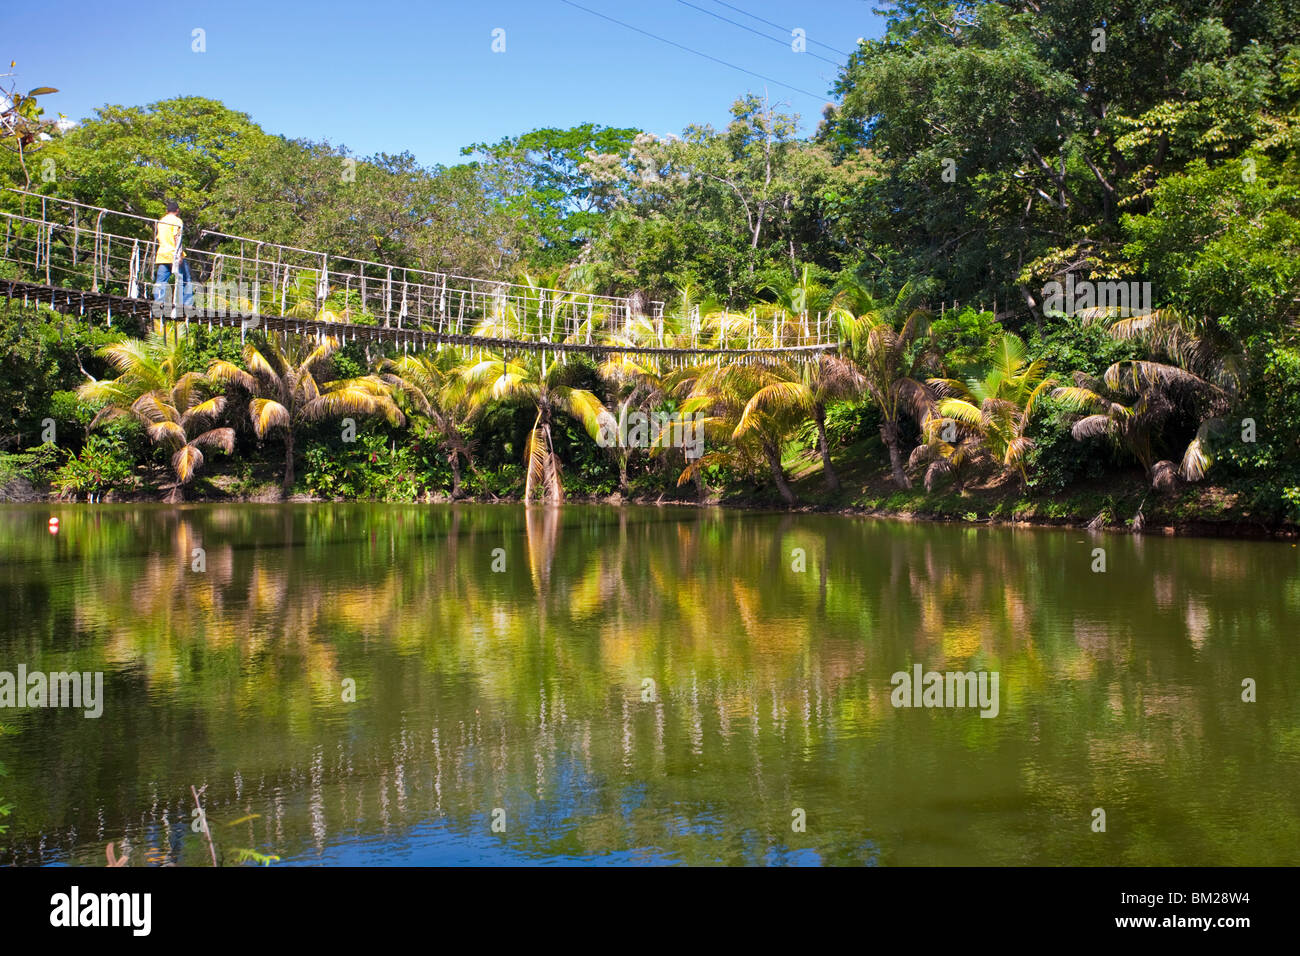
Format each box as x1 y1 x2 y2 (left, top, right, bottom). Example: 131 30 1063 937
0 190 846 355
2 187 664 315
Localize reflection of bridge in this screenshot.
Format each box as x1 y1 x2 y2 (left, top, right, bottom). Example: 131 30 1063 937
0 189 842 360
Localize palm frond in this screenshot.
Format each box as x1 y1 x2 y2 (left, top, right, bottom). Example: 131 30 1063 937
250 398 291 437
171 444 203 484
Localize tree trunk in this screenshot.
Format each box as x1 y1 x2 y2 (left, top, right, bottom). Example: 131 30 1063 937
815 405 839 493
763 440 797 506
542 416 563 502
449 453 462 499
618 453 629 497
880 419 911 488
282 429 295 496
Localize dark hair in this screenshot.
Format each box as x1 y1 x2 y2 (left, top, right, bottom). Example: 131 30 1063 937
164 200 179 213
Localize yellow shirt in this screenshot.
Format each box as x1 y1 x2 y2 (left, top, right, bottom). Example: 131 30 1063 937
155 212 185 265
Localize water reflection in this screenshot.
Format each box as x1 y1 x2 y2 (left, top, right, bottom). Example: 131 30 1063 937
0 504 1297 866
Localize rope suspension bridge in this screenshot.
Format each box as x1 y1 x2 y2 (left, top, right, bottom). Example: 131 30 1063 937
0 189 842 364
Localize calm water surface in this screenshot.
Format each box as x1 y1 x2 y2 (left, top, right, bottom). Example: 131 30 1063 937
0 503 1297 866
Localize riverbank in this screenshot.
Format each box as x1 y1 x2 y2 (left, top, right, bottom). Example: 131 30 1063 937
6 455 1295 540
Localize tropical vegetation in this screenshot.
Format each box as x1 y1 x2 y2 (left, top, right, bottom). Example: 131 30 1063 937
1 0 1298 531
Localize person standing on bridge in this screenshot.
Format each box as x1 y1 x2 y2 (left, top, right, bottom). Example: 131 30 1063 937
153 200 194 307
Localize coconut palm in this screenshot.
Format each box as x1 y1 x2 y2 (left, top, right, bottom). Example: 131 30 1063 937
677 360 802 505
830 288 935 488
380 351 477 498
77 330 234 502
907 423 984 492
760 263 834 324
1052 308 1239 488
597 324 670 496
209 325 404 494
732 352 864 494
457 351 609 503
925 333 1056 485
673 312 810 505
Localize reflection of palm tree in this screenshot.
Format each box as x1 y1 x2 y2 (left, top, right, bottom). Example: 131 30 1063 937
525 505 561 597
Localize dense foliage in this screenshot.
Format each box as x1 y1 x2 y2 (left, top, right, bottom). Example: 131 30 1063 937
2 0 1297 524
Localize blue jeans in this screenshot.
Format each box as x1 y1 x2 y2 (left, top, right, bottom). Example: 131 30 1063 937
153 260 194 306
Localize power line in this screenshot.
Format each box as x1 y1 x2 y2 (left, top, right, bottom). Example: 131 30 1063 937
556 0 829 103
707 0 854 57
674 0 843 67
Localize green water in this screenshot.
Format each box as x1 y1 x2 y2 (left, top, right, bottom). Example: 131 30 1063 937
0 503 1296 866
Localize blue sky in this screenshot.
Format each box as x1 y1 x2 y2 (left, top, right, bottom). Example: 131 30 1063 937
2 0 884 167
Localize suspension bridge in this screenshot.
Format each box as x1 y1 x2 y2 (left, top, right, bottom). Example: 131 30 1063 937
0 189 842 362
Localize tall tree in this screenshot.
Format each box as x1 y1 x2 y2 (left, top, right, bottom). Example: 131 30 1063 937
831 289 935 488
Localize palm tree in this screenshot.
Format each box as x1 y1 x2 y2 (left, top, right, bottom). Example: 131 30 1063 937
907 424 984 492
380 351 476 498
760 264 833 325
733 353 864 494
678 360 803 505
1052 308 1239 488
830 289 934 488
674 312 810 505
597 315 683 496
457 351 609 502
77 331 234 502
925 333 1056 485
209 326 404 495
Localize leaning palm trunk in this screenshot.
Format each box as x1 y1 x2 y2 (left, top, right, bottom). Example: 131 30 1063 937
814 404 839 493
762 439 798 505
282 429 295 494
543 421 563 502
880 418 911 488
524 406 566 503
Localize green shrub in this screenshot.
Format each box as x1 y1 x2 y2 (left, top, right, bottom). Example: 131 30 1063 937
301 426 448 501
1024 396 1114 493
0 442 60 488
52 434 135 498
928 307 1004 377
823 400 881 449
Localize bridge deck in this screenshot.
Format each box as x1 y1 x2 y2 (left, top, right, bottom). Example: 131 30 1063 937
0 278 839 358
